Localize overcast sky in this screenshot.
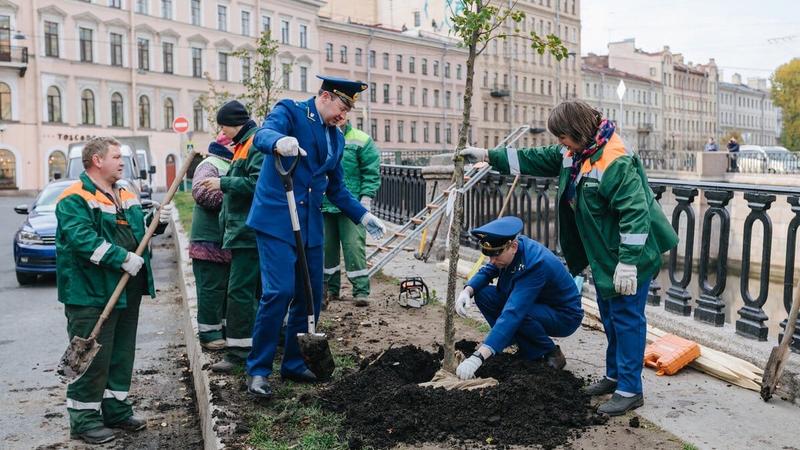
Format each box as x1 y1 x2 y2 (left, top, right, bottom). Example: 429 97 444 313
580 0 799 83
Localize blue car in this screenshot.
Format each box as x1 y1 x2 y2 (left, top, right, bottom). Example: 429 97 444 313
13 179 72 285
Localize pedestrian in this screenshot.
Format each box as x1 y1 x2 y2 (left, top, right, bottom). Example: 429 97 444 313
459 100 678 416
190 138 234 350
244 75 387 398
195 100 262 373
56 137 171 444
727 137 740 172
704 137 718 152
322 121 381 308
454 216 584 380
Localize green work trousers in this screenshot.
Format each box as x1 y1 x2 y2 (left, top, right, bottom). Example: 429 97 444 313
225 248 260 360
323 212 370 298
192 259 230 343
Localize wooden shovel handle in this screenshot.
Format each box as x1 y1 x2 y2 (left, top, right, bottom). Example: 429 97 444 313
87 150 198 341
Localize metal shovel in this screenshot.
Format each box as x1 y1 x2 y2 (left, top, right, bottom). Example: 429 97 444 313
274 154 335 380
58 149 198 384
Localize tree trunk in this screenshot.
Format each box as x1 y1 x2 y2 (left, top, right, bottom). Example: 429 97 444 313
442 32 480 373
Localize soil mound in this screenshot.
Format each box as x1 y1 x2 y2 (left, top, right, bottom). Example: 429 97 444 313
320 343 604 449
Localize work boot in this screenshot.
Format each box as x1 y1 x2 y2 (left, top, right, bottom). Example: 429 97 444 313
544 345 566 370
109 415 147 432
281 368 318 383
210 356 242 373
597 393 644 416
583 377 618 396
71 426 115 444
246 375 273 399
201 339 226 351
353 296 369 307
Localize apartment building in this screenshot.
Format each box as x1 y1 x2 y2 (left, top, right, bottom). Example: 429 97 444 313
319 19 468 153
719 73 781 146
1 0 321 191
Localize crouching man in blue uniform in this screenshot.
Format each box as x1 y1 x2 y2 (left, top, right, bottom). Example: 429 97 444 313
244 75 387 398
455 216 584 379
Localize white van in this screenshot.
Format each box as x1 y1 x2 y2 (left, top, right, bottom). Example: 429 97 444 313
66 143 152 198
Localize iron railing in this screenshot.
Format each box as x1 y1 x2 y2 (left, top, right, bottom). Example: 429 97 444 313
376 166 800 351
638 150 697 172
727 152 800 174
379 150 447 166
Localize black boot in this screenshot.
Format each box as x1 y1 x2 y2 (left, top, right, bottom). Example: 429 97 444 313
597 393 644 416
583 377 618 396
109 415 147 432
246 375 273 399
544 345 566 370
71 426 115 444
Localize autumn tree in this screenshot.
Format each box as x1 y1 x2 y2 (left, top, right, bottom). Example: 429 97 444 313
771 58 800 150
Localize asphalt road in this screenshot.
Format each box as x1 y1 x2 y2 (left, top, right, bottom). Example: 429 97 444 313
0 194 202 449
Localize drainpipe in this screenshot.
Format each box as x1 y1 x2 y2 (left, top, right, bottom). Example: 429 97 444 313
130 4 137 136
31 0 43 188
441 43 447 151
366 28 373 130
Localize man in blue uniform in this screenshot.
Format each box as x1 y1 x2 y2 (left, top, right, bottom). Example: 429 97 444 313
245 75 387 398
455 216 584 380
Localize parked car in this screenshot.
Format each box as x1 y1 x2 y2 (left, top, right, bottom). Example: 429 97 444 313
13 178 155 286
736 145 768 173
763 146 800 173
13 179 71 285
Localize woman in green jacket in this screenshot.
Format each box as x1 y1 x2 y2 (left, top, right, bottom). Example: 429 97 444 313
461 101 677 416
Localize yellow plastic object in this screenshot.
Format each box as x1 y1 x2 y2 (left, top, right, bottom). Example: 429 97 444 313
644 333 701 376
467 255 486 280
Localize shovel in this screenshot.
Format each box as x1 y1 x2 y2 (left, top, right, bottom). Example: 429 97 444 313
761 281 800 401
58 149 198 384
274 154 335 380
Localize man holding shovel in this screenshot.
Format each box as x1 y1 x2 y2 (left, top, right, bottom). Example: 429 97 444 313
56 137 170 444
244 75 387 398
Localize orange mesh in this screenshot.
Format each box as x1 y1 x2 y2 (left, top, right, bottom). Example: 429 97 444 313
644 334 701 376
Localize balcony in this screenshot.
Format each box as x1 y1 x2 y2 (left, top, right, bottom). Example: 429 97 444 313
0 46 28 76
638 123 654 133
490 83 510 97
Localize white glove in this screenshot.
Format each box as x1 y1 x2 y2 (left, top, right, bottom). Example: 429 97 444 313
360 196 372 211
122 252 144 276
613 262 638 296
158 203 174 224
275 136 307 157
455 287 474 318
360 212 386 239
456 353 484 380
459 146 489 163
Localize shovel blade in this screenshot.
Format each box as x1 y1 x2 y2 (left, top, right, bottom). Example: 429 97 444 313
58 336 102 384
297 333 335 380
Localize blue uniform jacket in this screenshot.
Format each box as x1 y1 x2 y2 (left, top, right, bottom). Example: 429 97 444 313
247 98 367 247
466 236 584 353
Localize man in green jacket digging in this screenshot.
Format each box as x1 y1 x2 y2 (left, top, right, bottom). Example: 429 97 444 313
56 137 169 444
322 123 381 307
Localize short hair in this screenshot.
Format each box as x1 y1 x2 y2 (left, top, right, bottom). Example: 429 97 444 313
82 137 121 169
547 101 603 148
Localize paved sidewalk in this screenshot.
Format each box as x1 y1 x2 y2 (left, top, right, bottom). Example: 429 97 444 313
379 247 800 450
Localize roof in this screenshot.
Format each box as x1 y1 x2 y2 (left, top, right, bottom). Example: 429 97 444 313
581 63 661 85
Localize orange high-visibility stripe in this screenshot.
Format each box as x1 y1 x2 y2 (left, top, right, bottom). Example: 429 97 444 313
579 133 629 176
231 135 254 162
57 181 114 206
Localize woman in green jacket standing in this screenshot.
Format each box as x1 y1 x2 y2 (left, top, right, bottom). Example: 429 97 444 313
461 101 678 415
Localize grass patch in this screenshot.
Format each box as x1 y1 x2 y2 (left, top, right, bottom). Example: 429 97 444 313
172 191 194 231
248 403 348 450
682 444 699 450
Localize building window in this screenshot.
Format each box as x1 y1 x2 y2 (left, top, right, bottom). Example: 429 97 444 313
396 86 403 105
282 63 291 90
383 84 390 104
79 90 94 125
384 119 391 142
240 11 250 36
340 45 347 63
191 47 202 77
370 119 377 141
397 120 405 142
299 24 307 48
261 15 270 33
423 121 429 143
325 43 333 62
300 66 307 92
110 33 123 66
193 100 204 131
444 62 450 78
47 86 62 122
396 55 403 72
382 52 389 70
369 50 376 68
414 11 421 27
410 121 417 143
355 48 362 66
111 92 124 127
163 42 174 74
163 97 174 129
161 0 173 19
0 82 10 120
218 52 228 81
137 38 149 71
433 61 439 77
409 56 415 73
191 0 201 25
136 0 148 14
356 117 363 130
445 91 451 109
242 56 251 80
79 28 93 62
109 0 121 7
217 5 227 31
422 58 428 75
409 87 416 106
281 20 289 44
44 21 59 57
138 95 150 128
483 102 488 121
435 122 441 143
456 64 462 80
369 83 376 103
446 123 452 144
422 88 428 107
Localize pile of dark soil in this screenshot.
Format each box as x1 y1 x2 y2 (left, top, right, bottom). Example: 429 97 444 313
319 342 606 449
